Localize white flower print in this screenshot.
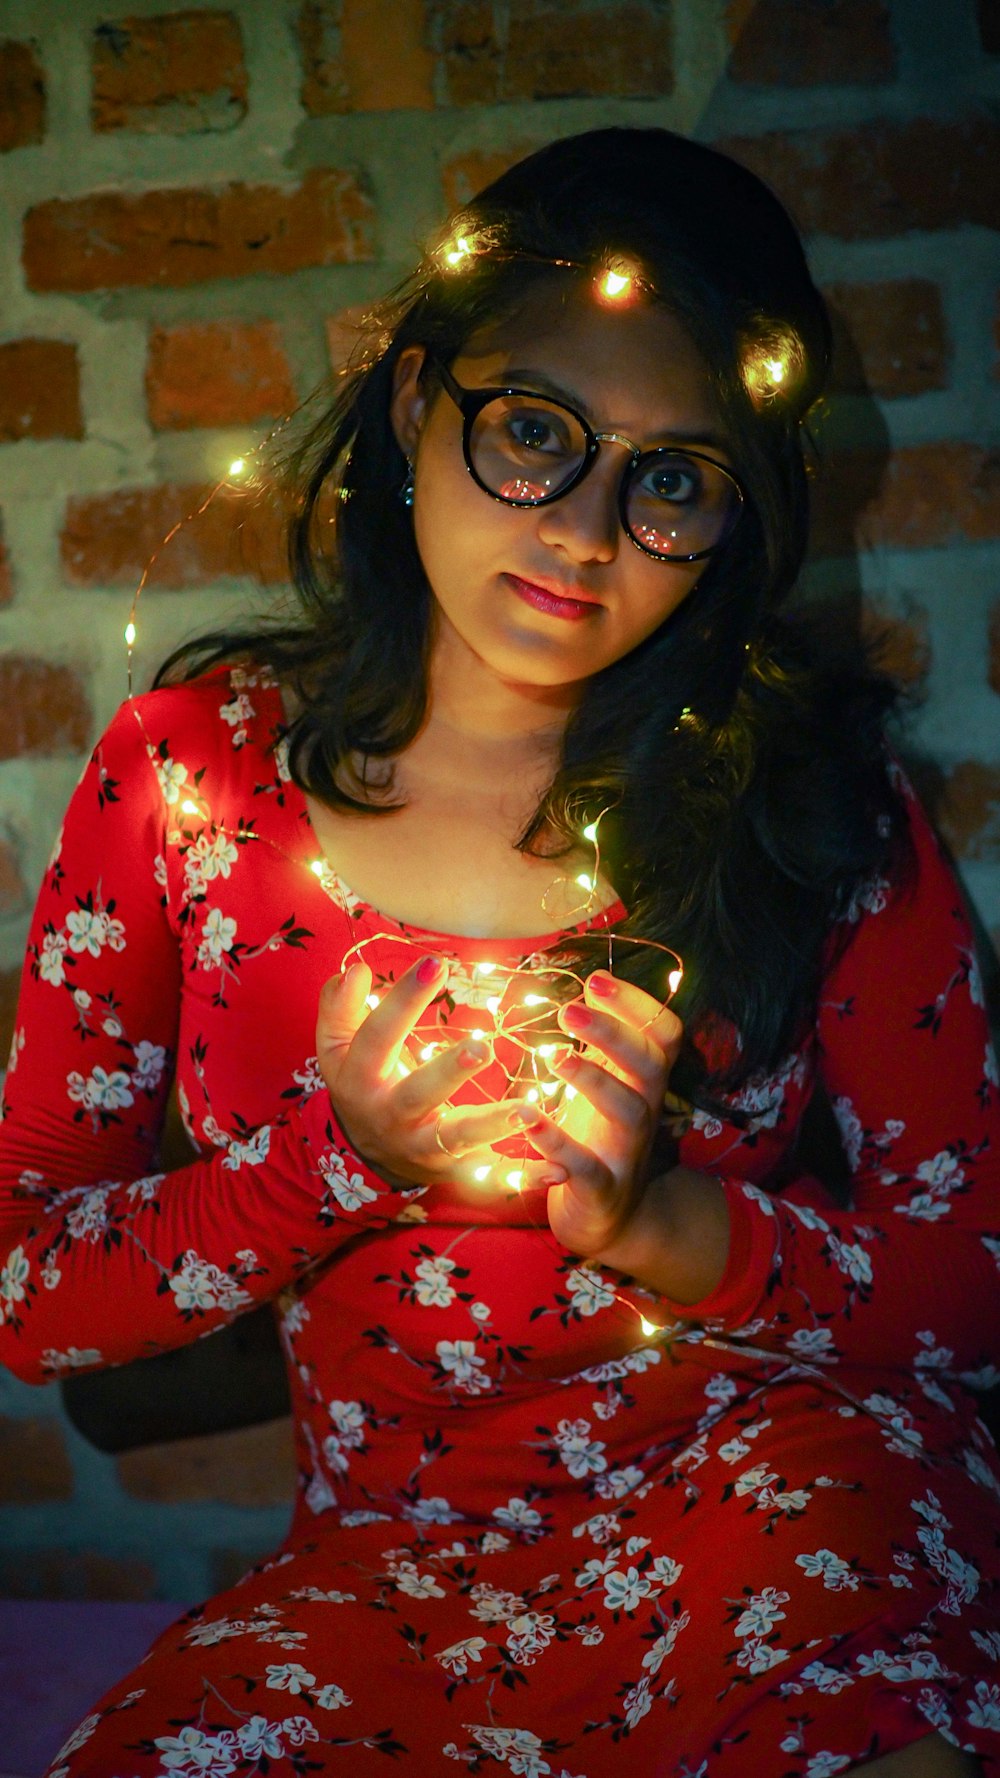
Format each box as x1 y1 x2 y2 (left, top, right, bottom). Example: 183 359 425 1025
132 1039 166 1091
794 1549 859 1590
437 1338 491 1394
168 1250 252 1315
737 1640 790 1675
392 1561 445 1600
564 1265 615 1316
236 1718 285 1760
280 1714 318 1747
972 1628 1000 1661
641 1610 690 1673
799 1661 854 1694
197 907 237 967
436 1636 488 1677
67 1065 134 1114
184 830 240 897
404 1495 459 1525
222 1125 272 1170
65 1185 112 1242
39 1345 102 1371
492 1497 542 1533
960 1685 989 1728
155 755 189 805
320 1148 379 1214
314 1682 352 1709
622 1675 654 1729
154 1726 238 1776
841 871 889 922
414 1254 458 1307
65 906 125 957
826 1235 873 1285
265 1662 316 1694
650 1553 683 1585
554 1417 607 1478
38 929 68 985
602 1566 653 1613
0 1244 29 1316
733 1586 789 1639
804 1756 852 1778
53 1714 101 1763
506 1610 556 1664
469 1584 526 1623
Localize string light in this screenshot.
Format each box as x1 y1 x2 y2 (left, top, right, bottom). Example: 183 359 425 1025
740 326 804 407
228 457 247 477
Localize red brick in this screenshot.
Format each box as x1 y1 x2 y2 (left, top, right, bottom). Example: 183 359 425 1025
989 600 1000 696
117 1416 296 1506
978 0 1000 54
0 1415 74 1503
146 321 296 430
0 40 45 153
859 599 930 687
936 761 1000 862
432 0 673 105
0 964 22 1066
0 339 84 442
440 143 534 209
299 0 434 112
726 0 894 85
23 168 375 294
0 1550 157 1600
0 511 12 606
0 831 28 918
810 443 1000 555
92 10 247 134
61 483 287 589
0 658 91 760
826 280 948 398
720 116 1000 239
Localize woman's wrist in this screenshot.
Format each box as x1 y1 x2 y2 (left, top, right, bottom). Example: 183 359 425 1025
595 1165 731 1307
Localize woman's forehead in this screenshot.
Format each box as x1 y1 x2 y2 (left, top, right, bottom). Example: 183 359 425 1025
454 283 724 436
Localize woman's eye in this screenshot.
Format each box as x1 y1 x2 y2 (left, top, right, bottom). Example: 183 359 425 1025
504 410 569 454
641 459 701 504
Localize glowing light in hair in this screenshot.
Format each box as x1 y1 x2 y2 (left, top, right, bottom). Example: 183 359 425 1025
741 326 804 406
228 457 247 478
441 232 478 269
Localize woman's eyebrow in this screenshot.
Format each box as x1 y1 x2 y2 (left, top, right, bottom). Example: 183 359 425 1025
494 365 729 453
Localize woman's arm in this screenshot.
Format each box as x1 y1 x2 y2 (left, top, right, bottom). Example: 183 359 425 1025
0 697 390 1385
618 788 1000 1378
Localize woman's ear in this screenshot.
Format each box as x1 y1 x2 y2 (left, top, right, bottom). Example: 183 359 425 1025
389 345 429 458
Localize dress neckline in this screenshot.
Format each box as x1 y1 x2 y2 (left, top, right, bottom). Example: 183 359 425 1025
258 679 627 955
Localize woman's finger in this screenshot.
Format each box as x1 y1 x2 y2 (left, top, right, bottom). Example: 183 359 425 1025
559 999 670 1097
347 954 450 1076
393 1034 494 1122
583 971 683 1057
429 1097 540 1159
316 961 373 1088
550 1048 655 1140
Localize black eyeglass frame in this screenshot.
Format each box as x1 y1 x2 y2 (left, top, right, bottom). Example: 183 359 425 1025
433 360 748 564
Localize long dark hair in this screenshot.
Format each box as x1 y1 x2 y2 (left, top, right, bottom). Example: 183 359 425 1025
158 127 908 1101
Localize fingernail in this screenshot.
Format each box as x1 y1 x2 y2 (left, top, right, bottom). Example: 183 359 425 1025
459 1040 489 1066
508 1106 544 1131
563 1002 592 1029
416 955 445 986
588 972 615 997
539 1168 567 1186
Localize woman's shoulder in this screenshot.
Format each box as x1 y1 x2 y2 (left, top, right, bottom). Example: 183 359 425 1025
99 662 285 770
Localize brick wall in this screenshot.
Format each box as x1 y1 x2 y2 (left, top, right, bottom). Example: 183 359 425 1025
0 0 998 1602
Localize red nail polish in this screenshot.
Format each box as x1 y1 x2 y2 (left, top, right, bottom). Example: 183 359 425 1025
588 972 615 997
416 955 444 985
564 1002 592 1027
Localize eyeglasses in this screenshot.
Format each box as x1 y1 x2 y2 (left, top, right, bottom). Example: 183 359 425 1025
434 361 746 562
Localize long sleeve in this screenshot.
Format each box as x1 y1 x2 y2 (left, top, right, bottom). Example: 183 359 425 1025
0 696 391 1385
662 787 1000 1383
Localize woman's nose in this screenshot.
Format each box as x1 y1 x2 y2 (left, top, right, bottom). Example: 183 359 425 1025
534 451 623 564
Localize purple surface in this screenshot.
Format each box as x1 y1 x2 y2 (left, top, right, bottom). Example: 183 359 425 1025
0 1599 184 1777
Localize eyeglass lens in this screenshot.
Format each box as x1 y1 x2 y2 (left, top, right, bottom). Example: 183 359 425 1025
468 393 740 558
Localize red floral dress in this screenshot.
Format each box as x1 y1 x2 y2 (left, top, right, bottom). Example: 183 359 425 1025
1 666 999 1778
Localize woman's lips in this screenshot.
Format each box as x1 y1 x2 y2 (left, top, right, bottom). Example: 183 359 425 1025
505 574 601 622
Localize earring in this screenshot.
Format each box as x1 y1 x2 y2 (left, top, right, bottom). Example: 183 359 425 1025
400 459 415 507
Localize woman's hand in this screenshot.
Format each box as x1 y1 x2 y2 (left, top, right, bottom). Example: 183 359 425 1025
315 954 536 1186
524 970 683 1261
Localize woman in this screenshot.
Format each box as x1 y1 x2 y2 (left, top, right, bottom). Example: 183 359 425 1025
1 128 998 1776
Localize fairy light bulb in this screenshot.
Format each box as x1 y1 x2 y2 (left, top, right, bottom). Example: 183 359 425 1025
505 1169 524 1191
365 993 380 1011
442 232 476 269
576 873 595 892
310 860 325 877
582 821 599 842
475 961 497 976
640 1316 660 1338
741 327 803 407
228 457 247 477
124 621 136 648
473 1164 492 1183
668 967 683 995
181 799 200 817
595 260 639 305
